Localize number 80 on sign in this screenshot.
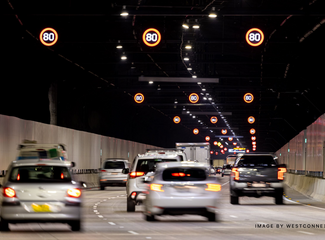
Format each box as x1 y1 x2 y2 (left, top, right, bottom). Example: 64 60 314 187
134 93 144 103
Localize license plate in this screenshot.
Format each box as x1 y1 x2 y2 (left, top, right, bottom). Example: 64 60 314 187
111 172 118 175
31 203 52 212
252 183 266 187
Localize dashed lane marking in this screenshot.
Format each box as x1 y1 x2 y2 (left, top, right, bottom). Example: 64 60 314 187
108 222 116 225
298 231 315 235
128 231 139 235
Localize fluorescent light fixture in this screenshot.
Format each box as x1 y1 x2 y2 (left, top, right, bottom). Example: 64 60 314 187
203 97 207 100
182 24 189 29
186 111 190 114
184 57 189 61
209 13 217 18
116 45 123 49
187 67 192 70
174 100 178 104
190 114 192 116
193 25 200 29
193 116 196 118
192 75 197 78
197 82 201 85
202 88 206 91
149 81 153 84
208 97 212 100
185 45 192 49
121 56 127 60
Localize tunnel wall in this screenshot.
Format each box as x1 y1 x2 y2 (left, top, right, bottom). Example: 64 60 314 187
0 114 160 171
276 113 325 176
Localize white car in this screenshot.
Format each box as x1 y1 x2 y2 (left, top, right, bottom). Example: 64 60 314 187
99 159 130 189
0 158 82 231
143 162 221 221
124 150 184 212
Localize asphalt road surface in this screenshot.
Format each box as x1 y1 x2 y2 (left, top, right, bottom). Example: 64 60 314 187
1 175 325 239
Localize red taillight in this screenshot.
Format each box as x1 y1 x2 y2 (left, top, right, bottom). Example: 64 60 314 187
129 171 145 178
17 174 20 181
171 172 186 177
61 173 64 179
100 170 106 172
67 188 81 198
232 167 239 180
205 184 221 192
150 184 164 192
278 167 287 180
3 187 16 198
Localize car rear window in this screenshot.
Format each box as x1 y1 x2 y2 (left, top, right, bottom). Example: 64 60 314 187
136 158 178 172
9 166 72 183
237 156 276 167
104 161 125 169
162 167 207 181
17 149 59 160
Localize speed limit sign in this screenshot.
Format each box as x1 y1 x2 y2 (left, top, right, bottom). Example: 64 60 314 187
40 28 58 46
134 93 144 103
193 128 199 135
142 28 161 47
246 28 264 47
243 93 254 103
189 93 199 104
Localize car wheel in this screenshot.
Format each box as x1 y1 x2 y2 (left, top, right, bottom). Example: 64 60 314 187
145 214 156 221
230 195 239 204
100 185 105 190
275 191 284 205
0 218 9 231
69 220 81 231
127 197 136 212
206 212 217 222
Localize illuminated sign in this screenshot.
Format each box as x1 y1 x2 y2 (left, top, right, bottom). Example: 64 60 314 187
173 116 181 124
228 137 233 141
210 151 213 154
189 93 199 103
193 128 199 134
217 142 221 147
229 147 246 153
244 93 254 103
134 93 144 103
205 136 210 141
224 148 227 151
233 142 237 146
252 141 256 145
246 28 264 47
251 136 256 141
246 149 250 153
221 129 227 135
213 141 218 146
248 116 255 124
40 28 58 46
215 152 218 155
250 128 256 134
220 145 224 148
142 28 161 47
210 116 218 124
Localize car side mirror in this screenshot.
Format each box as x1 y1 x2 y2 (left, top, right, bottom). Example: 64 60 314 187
122 168 129 174
71 162 76 168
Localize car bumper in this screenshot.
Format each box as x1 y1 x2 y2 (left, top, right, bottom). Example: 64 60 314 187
230 181 284 196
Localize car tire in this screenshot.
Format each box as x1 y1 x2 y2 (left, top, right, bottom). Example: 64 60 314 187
100 185 105 190
275 190 284 205
69 220 81 231
230 195 239 204
145 214 156 221
206 212 217 222
127 197 136 212
0 218 9 231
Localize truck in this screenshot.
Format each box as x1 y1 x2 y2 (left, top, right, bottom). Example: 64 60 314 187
226 154 237 166
176 142 210 164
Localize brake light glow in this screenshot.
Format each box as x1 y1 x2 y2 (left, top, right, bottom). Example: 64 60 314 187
3 187 16 198
100 170 106 172
171 172 186 177
150 184 164 192
129 172 145 178
17 174 20 181
67 188 81 198
232 167 239 180
205 184 221 192
61 173 64 179
278 167 287 180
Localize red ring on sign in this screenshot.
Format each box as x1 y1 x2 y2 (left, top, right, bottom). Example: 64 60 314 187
142 28 161 47
250 128 256 134
248 116 255 124
221 129 227 135
243 93 254 103
134 93 144 103
173 116 181 124
193 128 199 134
189 93 199 104
245 28 264 47
210 116 218 124
205 136 210 141
40 28 58 46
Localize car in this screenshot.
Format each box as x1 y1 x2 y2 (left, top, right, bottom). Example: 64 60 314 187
146 149 188 161
221 164 232 177
215 167 222 174
123 150 184 212
0 158 82 231
143 162 221 221
99 158 130 190
229 153 287 204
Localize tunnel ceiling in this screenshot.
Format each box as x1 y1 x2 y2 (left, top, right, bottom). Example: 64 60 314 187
2 0 325 153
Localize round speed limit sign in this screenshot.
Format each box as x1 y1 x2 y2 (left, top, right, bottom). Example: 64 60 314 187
134 93 144 103
189 93 199 104
142 28 161 47
243 93 254 103
246 28 264 47
173 116 181 124
193 128 199 135
40 28 58 46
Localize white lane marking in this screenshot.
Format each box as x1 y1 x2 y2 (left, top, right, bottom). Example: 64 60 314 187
93 210 98 212
146 237 152 239
128 231 139 235
96 212 100 214
284 197 325 211
230 215 238 218
119 226 124 228
98 215 103 218
298 231 315 235
103 199 107 201
222 181 229 186
108 222 116 225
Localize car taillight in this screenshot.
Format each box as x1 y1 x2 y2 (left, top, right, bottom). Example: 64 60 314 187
3 187 16 198
205 184 221 192
150 184 164 192
278 167 287 180
100 170 106 172
232 167 239 180
67 188 82 198
129 171 145 178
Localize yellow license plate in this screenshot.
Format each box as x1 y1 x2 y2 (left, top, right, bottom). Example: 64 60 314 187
111 173 118 175
31 203 52 212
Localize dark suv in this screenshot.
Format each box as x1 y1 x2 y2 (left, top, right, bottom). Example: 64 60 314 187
229 153 286 205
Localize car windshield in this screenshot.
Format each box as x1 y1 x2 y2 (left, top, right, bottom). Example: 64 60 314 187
9 166 72 183
237 156 276 167
104 161 125 169
136 158 178 172
163 167 207 181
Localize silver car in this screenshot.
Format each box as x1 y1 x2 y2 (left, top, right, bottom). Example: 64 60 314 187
0 159 82 231
99 159 130 190
143 162 221 221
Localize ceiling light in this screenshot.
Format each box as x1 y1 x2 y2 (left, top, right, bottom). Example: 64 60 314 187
187 111 190 114
212 102 215 104
193 116 196 118
190 114 192 116
200 93 204 95
184 57 189 61
187 67 192 70
197 82 201 85
193 25 200 29
185 45 192 49
182 24 189 29
192 75 197 78
209 13 217 18
208 97 212 100
203 97 207 100
120 6 128 16
149 81 153 84
116 45 123 49
121 56 127 60
174 100 178 104
202 88 206 91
